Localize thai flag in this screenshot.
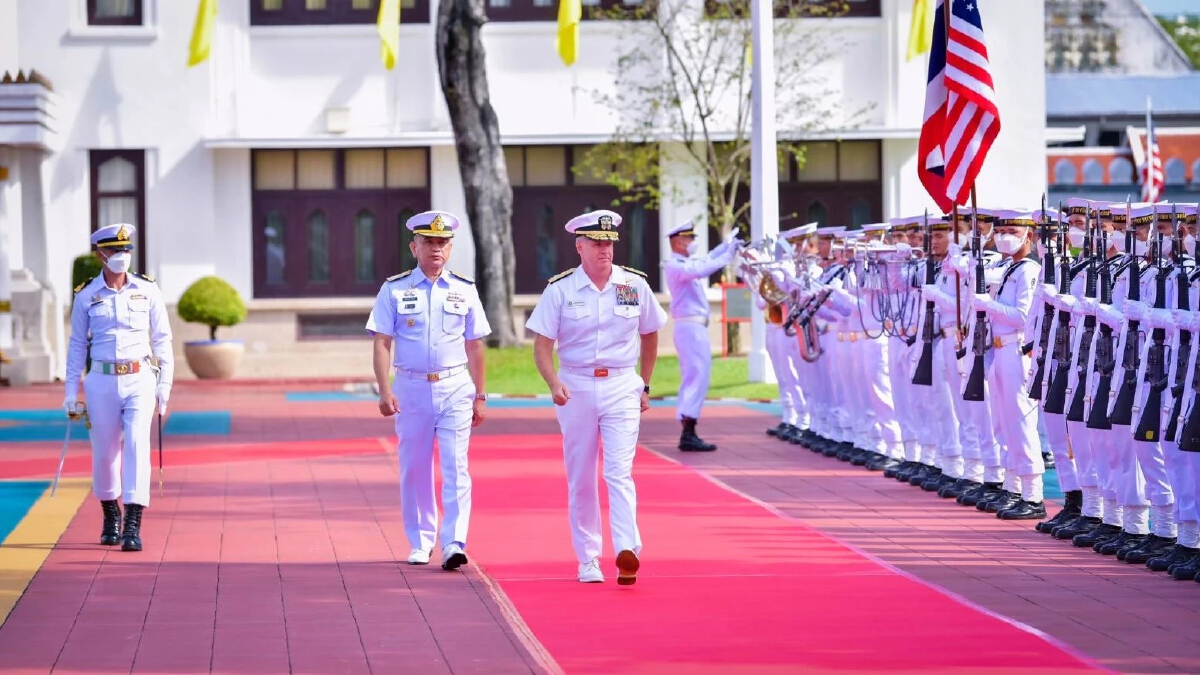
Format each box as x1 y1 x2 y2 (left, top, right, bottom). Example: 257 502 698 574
918 0 1001 212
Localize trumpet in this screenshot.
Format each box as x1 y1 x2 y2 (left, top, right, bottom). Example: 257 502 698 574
737 236 794 326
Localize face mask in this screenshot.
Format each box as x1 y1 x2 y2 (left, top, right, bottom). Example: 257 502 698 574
105 251 132 274
994 233 1025 255
1111 234 1125 253
1161 238 1174 257
1067 230 1085 248
685 240 699 256
1185 234 1196 257
1132 239 1149 257
1036 241 1048 258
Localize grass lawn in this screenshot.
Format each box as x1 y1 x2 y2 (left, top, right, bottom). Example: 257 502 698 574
484 346 778 400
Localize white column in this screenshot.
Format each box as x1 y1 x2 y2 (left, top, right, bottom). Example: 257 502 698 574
748 0 778 383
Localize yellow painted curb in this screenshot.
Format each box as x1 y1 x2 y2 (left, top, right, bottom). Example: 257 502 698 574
0 479 90 627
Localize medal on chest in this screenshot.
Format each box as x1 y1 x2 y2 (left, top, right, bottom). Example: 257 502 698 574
615 284 639 306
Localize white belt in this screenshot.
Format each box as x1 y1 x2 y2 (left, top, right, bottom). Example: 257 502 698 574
992 332 1023 348
560 365 635 378
394 365 467 382
674 315 709 326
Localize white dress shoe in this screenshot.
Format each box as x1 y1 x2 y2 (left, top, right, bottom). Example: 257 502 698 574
577 559 604 583
441 542 468 570
407 548 431 565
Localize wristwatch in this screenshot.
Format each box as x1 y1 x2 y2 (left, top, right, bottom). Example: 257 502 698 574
475 393 488 401
643 385 651 394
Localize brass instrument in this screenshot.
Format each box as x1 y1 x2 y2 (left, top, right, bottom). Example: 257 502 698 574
738 236 792 326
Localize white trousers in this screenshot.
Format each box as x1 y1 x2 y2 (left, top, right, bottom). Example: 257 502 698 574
1044 414 1080 492
393 370 475 552
766 325 801 426
555 369 643 563
987 345 1044 477
1165 441 1196 523
673 321 711 421
84 369 155 506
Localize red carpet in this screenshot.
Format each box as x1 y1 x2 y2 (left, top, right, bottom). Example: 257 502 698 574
466 434 1107 675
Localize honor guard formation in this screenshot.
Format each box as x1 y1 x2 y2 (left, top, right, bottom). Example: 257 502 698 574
739 199 1200 582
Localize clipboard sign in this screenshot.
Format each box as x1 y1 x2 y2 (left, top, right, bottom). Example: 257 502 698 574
719 283 751 355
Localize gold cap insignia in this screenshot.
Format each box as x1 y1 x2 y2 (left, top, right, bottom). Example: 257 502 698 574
599 215 613 231
430 215 446 231
116 225 130 241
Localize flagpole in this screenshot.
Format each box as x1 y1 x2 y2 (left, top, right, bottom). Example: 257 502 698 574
944 0 963 348
748 0 779 383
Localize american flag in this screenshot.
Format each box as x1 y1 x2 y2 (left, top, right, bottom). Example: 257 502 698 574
1141 98 1163 203
917 0 1001 212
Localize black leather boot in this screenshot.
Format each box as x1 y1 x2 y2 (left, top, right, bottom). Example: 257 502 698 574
678 418 717 452
850 449 875 466
922 474 954 493
766 423 786 437
835 443 856 462
1124 534 1178 565
100 500 121 546
983 492 1021 514
1169 550 1200 579
939 478 979 499
998 500 1047 520
1036 490 1081 534
958 482 1002 507
1098 530 1145 556
1073 522 1120 548
865 453 893 471
1053 515 1100 540
909 466 938 486
1149 545 1196 572
884 461 912 479
121 503 144 552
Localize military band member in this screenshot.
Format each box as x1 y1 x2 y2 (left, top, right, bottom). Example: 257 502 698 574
526 210 668 585
367 211 490 571
65 224 173 552
777 223 821 442
663 222 742 451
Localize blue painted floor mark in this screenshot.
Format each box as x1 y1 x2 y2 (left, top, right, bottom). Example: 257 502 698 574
0 481 50 544
0 410 231 441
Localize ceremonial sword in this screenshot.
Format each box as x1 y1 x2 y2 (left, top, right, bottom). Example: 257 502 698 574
52 405 89 498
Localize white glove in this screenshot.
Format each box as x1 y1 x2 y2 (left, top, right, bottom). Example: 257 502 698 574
921 284 949 309
1041 283 1058 299
724 228 741 248
948 242 963 258
1124 300 1148 323
1056 294 1077 313
973 292 995 313
1172 308 1198 332
894 242 912 255
1079 297 1098 315
945 254 970 277
63 396 78 417
156 383 170 415
1098 305 1123 329
1148 308 1174 331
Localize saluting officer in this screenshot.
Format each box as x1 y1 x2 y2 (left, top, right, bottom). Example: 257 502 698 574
367 211 491 571
526 210 668 586
662 221 742 452
64 223 173 552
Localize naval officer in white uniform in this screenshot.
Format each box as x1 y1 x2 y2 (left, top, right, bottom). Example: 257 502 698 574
526 209 668 586
64 223 173 552
367 211 491 571
662 220 743 451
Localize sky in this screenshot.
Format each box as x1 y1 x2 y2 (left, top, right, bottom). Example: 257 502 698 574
1140 0 1200 17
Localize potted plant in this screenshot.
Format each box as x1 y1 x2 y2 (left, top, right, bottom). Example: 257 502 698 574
177 276 247 379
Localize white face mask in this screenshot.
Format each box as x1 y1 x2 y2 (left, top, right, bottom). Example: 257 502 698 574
1111 234 1125 253
994 232 1026 255
1161 238 1174 257
685 240 699 256
1185 234 1196 257
1067 229 1085 248
105 251 132 274
1132 239 1149 257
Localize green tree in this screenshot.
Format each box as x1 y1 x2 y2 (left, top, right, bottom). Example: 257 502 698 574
1158 15 1200 69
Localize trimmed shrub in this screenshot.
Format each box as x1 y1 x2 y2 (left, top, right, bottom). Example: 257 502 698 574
177 276 246 341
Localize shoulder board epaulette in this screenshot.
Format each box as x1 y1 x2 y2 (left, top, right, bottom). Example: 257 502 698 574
74 276 95 294
387 270 413 282
133 272 155 283
620 265 648 279
449 270 474 284
547 268 575 285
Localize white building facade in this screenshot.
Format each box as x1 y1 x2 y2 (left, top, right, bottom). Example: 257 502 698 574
0 0 1046 382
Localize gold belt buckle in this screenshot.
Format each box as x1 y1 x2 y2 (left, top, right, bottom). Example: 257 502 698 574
115 362 131 375
992 337 1003 349
884 320 893 331
849 333 858 343
427 372 441 382
594 368 609 377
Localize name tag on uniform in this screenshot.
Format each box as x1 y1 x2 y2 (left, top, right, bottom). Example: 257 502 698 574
615 284 639 306
444 299 467 315
447 291 466 304
90 294 103 306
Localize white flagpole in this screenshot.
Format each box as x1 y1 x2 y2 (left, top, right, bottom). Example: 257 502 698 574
748 0 779 383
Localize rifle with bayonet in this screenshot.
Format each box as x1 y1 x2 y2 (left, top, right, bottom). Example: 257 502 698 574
1110 201 1143 427
1086 218 1117 430
1134 224 1171 441
913 212 937 386
962 204 988 402
1165 205 1192 443
1027 197 1057 400
1067 209 1100 422
1044 209 1075 415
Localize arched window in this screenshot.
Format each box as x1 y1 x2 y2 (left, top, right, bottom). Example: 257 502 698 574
1108 157 1134 184
849 198 872 228
1165 158 1187 185
354 209 375 283
1081 159 1104 184
1053 159 1078 185
397 208 415 271
806 201 828 226
264 210 286 286
307 209 330 284
536 203 556 282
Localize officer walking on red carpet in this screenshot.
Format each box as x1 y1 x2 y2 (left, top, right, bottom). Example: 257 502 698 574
64 223 173 552
367 211 490 571
526 209 668 585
